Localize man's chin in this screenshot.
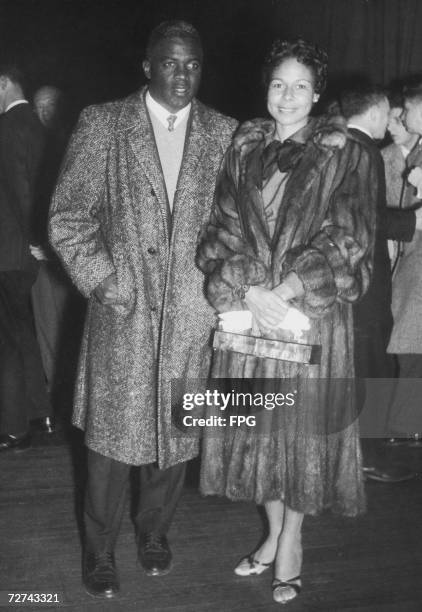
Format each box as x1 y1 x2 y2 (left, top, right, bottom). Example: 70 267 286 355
169 96 192 110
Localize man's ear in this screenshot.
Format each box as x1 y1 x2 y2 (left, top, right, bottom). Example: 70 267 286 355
142 60 151 80
313 93 320 104
369 104 380 121
369 105 378 124
0 75 8 90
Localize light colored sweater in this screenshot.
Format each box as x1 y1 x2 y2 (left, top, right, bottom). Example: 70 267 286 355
149 112 189 210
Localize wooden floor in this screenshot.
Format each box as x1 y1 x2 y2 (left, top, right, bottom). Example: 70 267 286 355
1 432 422 612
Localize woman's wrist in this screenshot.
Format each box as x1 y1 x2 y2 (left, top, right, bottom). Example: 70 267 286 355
274 272 304 301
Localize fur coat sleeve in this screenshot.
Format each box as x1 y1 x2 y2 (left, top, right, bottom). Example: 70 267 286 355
197 116 377 318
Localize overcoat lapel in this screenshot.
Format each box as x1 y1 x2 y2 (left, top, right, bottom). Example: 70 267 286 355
118 89 171 237
171 101 207 222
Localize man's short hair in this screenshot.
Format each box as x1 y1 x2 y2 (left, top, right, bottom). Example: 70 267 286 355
403 78 422 104
387 89 404 110
0 61 26 91
145 20 202 59
339 83 387 119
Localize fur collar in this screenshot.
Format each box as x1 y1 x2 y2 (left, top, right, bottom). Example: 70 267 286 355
233 114 347 156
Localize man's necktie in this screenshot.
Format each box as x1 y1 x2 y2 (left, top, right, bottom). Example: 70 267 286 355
167 114 177 132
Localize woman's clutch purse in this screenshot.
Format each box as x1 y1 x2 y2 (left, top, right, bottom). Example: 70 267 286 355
214 310 321 365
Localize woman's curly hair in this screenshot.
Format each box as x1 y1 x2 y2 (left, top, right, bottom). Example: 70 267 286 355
262 38 328 94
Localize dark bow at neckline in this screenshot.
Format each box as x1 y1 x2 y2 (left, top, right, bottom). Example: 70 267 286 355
261 139 306 182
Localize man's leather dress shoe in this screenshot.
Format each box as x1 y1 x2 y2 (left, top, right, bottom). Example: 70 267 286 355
138 532 172 576
363 465 416 483
83 551 119 598
0 433 31 452
31 416 55 434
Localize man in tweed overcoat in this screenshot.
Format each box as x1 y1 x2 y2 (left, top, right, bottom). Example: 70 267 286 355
49 21 237 598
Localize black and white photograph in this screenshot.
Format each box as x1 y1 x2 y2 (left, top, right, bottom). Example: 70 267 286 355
1 0 422 610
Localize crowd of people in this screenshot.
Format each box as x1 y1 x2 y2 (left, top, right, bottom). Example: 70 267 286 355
0 19 421 607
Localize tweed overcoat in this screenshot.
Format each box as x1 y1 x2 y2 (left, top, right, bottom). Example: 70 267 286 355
49 88 237 467
388 140 422 354
196 117 377 515
382 142 407 209
381 142 406 269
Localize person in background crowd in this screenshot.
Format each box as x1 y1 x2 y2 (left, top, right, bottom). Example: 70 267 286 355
34 86 64 130
198 38 375 606
32 86 69 249
340 84 421 482
382 92 419 271
0 61 53 452
382 92 419 209
386 79 422 441
31 86 76 418
49 20 237 599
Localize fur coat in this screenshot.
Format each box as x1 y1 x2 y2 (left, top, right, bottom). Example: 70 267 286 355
49 88 237 467
196 115 377 515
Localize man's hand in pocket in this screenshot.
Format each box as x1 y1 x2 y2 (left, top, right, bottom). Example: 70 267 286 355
94 272 119 305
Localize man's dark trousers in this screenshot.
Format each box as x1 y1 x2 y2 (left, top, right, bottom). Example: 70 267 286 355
84 449 186 554
0 103 51 435
0 270 51 434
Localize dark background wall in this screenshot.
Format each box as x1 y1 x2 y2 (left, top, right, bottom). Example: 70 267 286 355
1 0 422 122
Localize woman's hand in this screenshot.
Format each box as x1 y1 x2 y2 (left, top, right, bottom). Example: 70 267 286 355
245 285 289 330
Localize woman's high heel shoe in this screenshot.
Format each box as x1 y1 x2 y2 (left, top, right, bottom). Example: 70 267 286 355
234 554 273 576
272 575 302 604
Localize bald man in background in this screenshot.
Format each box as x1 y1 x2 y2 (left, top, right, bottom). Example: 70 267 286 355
31 86 80 420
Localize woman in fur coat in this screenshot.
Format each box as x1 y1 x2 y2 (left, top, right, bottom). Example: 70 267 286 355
197 39 377 605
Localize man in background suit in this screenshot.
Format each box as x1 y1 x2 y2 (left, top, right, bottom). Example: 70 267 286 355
339 84 422 481
31 86 77 415
0 62 52 452
50 21 237 599
381 94 419 270
387 80 422 438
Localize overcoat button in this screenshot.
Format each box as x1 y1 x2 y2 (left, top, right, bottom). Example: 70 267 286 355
147 247 157 255
151 306 157 312
150 188 155 196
